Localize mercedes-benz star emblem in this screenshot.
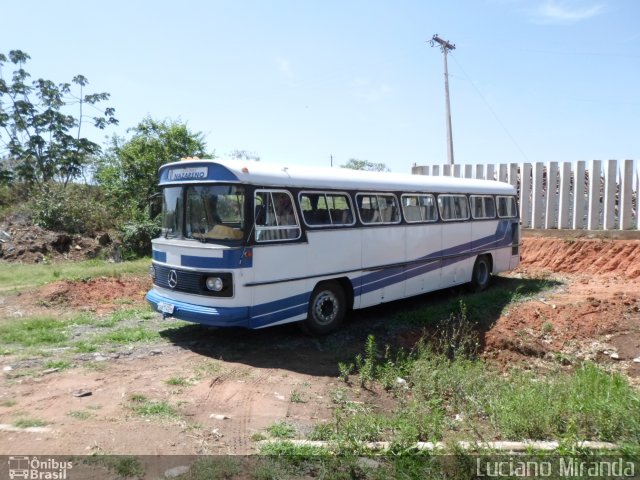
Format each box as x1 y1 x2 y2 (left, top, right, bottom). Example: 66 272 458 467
168 270 178 289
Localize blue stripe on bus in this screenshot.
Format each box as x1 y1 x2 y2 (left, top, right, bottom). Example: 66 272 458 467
250 303 309 328
249 291 310 328
181 248 253 269
152 249 167 263
146 289 250 327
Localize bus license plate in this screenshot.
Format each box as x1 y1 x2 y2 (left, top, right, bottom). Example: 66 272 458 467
157 302 175 315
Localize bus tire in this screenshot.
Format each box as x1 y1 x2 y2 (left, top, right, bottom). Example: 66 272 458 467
471 255 491 292
302 282 346 335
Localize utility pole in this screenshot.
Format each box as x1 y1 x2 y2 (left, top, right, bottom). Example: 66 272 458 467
429 34 456 165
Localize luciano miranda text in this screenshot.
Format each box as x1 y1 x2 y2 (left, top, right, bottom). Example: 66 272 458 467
476 457 635 477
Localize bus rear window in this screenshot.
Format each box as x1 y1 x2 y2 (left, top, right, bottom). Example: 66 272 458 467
470 195 496 219
497 196 518 218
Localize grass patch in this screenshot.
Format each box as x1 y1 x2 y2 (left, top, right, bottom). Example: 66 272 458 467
266 421 297 439
68 410 93 420
0 316 71 347
84 456 145 478
43 359 72 371
0 312 100 349
0 399 17 407
97 326 159 345
193 360 224 380
489 363 640 441
129 394 178 419
0 258 150 291
181 457 242 479
73 341 99 353
14 417 47 428
259 440 332 457
96 307 156 328
251 432 268 442
165 376 190 387
289 389 306 403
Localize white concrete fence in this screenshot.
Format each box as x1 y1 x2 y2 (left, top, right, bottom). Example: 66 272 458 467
412 160 639 231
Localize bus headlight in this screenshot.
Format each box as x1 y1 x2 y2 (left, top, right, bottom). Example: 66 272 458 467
205 276 224 292
149 265 156 280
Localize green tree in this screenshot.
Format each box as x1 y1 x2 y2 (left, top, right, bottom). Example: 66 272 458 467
94 118 208 258
95 117 208 218
0 160 12 185
0 50 117 187
341 158 389 172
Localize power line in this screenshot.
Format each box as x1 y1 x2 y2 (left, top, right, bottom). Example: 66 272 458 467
450 54 531 163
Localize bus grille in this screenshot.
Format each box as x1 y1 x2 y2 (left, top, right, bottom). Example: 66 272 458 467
152 265 232 297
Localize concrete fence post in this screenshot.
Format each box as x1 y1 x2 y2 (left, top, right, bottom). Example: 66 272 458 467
532 162 545 229
520 163 532 229
587 160 602 230
486 164 496 181
603 160 617 230
573 161 586 229
619 159 633 230
545 162 559 229
558 162 572 229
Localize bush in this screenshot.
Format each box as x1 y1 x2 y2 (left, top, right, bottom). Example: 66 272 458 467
0 183 30 220
120 216 160 260
30 183 114 235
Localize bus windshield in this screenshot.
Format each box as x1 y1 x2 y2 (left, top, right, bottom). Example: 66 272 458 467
161 184 246 243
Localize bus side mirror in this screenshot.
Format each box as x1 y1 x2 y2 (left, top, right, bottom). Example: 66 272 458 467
149 193 162 219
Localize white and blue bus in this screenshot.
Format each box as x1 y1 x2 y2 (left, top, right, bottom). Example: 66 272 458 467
146 159 520 334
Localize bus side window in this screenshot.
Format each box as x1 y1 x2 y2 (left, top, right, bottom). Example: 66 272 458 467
326 193 354 226
255 190 301 242
357 193 400 224
484 197 496 218
470 195 496 220
299 192 354 227
438 194 469 221
402 194 437 223
380 196 400 223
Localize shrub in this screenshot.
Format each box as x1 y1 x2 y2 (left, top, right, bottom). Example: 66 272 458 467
120 216 160 259
30 183 114 234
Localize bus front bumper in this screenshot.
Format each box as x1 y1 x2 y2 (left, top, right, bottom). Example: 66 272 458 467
146 289 250 328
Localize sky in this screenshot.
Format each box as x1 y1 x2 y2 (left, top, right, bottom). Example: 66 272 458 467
1 0 638 173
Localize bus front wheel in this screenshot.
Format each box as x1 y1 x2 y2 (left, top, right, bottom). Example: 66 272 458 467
302 282 346 335
471 255 492 292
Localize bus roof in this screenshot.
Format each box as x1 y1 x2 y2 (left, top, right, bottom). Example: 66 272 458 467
159 158 517 195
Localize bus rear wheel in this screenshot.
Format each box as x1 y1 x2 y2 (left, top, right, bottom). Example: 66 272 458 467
302 282 346 335
471 255 492 292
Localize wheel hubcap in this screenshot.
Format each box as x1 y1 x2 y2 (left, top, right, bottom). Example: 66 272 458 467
313 291 338 325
